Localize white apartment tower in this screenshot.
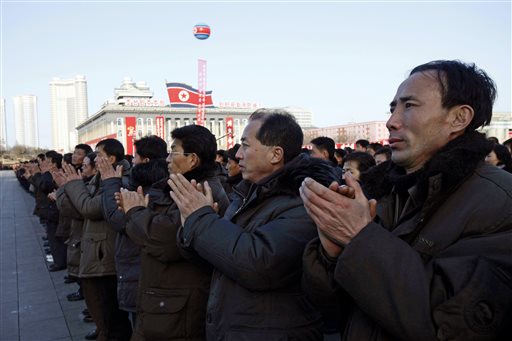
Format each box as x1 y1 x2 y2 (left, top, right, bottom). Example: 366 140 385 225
13 95 39 148
0 98 7 150
50 75 88 152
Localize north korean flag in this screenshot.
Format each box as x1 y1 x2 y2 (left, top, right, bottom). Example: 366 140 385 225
166 82 214 108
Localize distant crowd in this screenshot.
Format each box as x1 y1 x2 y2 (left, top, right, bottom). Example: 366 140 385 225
12 60 512 341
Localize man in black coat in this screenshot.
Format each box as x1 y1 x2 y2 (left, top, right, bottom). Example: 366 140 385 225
169 110 340 340
300 60 512 340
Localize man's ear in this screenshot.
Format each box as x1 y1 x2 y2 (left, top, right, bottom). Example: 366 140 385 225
450 105 474 134
108 155 117 165
321 149 329 160
189 153 200 169
270 146 285 165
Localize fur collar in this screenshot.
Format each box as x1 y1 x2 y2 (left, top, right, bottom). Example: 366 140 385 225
364 131 493 201
235 153 340 199
129 159 168 188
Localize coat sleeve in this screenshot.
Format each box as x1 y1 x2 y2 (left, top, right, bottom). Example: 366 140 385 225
101 178 126 233
56 187 82 219
31 172 56 194
180 204 317 291
64 179 103 221
302 238 350 333
125 205 183 263
332 222 512 340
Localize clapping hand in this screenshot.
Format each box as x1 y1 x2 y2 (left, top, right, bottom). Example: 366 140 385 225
117 186 148 213
97 157 123 180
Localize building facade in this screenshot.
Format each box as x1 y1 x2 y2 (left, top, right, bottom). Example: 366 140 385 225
479 112 512 143
0 98 6 151
50 75 89 152
76 79 254 153
303 121 389 146
13 95 39 148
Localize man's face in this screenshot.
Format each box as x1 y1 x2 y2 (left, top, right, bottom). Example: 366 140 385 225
95 145 116 165
342 160 361 181
485 151 499 166
72 148 87 166
355 144 366 152
227 158 240 177
310 145 328 161
387 71 454 173
235 120 275 183
374 153 388 165
166 139 195 175
133 151 148 166
81 157 96 178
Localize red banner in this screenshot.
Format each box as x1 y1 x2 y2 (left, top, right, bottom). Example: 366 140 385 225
197 59 207 126
226 117 234 149
155 116 165 139
125 117 136 155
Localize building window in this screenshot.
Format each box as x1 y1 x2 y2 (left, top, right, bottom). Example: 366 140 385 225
117 118 123 126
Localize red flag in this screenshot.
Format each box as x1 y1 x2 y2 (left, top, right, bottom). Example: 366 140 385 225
166 83 213 108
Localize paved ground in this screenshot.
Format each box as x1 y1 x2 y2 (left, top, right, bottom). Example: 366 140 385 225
0 171 95 341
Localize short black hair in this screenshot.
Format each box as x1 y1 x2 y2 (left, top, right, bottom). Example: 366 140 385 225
374 146 392 160
227 144 241 163
37 153 46 161
311 136 337 164
410 60 497 131
335 148 347 159
368 142 383 152
249 108 303 163
134 135 168 160
63 153 73 165
171 125 217 170
344 151 376 173
96 138 125 162
492 144 512 169
216 149 228 163
503 138 512 150
86 152 98 168
75 144 93 155
355 139 370 148
45 150 63 169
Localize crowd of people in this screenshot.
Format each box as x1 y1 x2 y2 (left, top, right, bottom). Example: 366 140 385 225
12 60 512 340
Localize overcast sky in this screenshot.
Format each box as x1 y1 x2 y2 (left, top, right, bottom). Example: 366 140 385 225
2 0 511 148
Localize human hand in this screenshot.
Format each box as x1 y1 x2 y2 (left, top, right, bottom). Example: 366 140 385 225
51 169 67 187
328 181 377 219
191 179 219 213
61 163 82 182
97 156 122 180
39 159 51 173
48 190 57 202
168 173 215 224
28 162 41 176
118 186 147 213
300 173 376 247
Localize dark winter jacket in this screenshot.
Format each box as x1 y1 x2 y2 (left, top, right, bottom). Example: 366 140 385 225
102 159 168 313
179 153 339 340
302 131 512 340
126 164 229 341
224 172 243 195
30 172 58 223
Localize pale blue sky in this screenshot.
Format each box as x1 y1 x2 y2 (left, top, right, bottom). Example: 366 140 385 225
2 0 511 148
